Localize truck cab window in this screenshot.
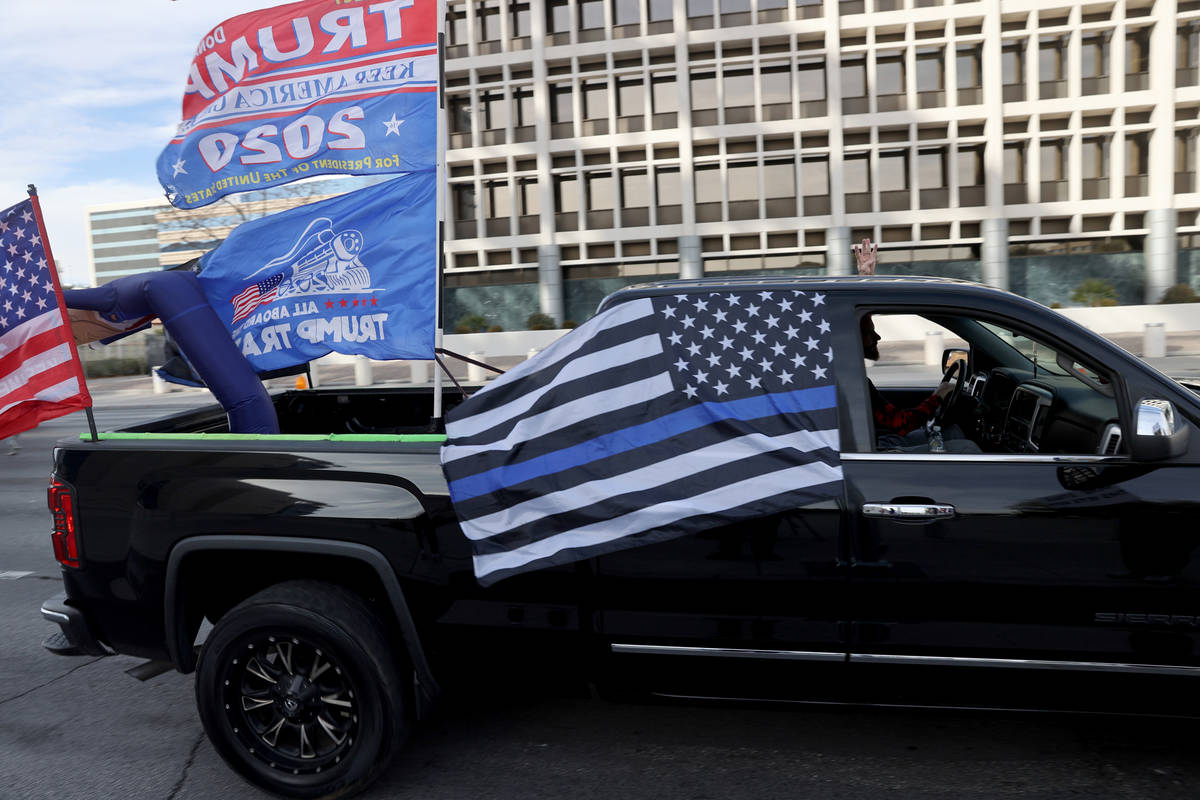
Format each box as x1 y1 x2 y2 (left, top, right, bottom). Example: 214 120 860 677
863 312 1121 456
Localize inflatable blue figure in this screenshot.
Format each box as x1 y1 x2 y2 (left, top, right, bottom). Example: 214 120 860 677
65 271 279 434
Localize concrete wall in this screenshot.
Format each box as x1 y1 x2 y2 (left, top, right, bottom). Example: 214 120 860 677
871 304 1200 341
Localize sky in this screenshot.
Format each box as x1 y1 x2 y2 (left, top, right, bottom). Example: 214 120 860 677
0 0 288 286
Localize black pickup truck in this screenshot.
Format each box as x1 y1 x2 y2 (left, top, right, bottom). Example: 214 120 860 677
40 276 1200 799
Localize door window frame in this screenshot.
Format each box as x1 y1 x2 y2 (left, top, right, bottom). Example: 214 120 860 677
840 302 1132 459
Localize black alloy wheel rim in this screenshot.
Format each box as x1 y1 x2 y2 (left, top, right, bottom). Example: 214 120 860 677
220 633 361 776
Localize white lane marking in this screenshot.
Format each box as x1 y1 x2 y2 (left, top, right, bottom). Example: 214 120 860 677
0 571 33 580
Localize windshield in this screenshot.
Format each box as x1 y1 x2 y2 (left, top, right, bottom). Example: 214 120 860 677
976 321 1067 376
976 320 1108 385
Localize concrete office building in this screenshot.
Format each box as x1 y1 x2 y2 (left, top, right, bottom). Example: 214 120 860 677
88 0 1200 329
443 0 1200 330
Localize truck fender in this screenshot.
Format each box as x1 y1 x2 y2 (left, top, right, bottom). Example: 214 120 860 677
164 535 440 711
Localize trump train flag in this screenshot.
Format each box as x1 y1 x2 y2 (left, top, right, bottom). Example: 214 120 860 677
196 172 436 373
157 0 438 209
441 288 844 585
0 197 92 440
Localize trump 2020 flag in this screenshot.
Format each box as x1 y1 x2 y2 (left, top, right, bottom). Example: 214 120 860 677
441 289 843 585
157 0 438 209
0 197 92 439
196 172 435 372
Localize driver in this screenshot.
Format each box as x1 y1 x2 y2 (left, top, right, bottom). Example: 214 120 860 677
854 238 968 452
862 313 953 442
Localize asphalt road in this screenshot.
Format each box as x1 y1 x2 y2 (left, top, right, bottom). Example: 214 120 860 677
2 378 1200 799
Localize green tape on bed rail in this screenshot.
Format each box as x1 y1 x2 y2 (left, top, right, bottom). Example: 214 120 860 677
81 432 448 443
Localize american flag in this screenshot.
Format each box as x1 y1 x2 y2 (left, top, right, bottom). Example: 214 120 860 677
0 197 91 440
441 287 842 585
230 273 283 324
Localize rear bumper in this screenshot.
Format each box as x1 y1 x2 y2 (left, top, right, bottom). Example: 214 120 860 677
41 592 112 657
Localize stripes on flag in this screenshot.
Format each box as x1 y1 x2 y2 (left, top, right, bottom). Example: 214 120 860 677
442 288 843 586
0 197 91 440
230 274 283 323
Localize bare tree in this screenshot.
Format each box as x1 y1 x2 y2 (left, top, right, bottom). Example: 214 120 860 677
154 179 337 267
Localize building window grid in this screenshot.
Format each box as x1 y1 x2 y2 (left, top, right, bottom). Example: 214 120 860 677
1126 25 1152 90
1178 128 1199 194
441 3 1200 276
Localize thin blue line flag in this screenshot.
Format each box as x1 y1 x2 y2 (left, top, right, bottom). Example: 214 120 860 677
197 172 436 372
441 288 843 586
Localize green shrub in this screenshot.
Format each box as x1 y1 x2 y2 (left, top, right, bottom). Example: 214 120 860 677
454 314 489 334
563 319 578 329
84 358 146 378
1070 278 1119 307
526 312 556 330
1160 283 1200 303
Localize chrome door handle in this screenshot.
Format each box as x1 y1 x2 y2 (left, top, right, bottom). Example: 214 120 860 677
862 503 956 519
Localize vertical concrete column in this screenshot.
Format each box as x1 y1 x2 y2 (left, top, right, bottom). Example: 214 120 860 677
538 244 565 325
679 235 703 280
531 0 556 240
529 8 563 325
823 0 846 223
981 218 1009 289
1144 0 1178 304
827 226 851 276
672 1 697 279
1149 0 1177 204
1067 5 1082 209
674 1 696 230
1145 208 1178 304
981 0 1005 211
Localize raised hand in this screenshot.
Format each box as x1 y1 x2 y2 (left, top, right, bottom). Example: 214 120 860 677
853 237 878 276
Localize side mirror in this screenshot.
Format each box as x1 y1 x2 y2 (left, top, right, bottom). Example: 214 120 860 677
941 348 969 373
1130 398 1189 461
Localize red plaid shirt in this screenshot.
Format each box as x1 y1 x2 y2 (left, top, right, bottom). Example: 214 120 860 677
869 381 941 436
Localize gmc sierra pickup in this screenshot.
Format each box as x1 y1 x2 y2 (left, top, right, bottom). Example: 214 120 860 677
40 276 1200 799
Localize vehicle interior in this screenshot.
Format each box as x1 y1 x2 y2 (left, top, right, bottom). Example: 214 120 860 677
867 312 1123 456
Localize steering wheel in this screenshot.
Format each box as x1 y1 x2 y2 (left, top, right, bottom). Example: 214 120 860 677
932 359 965 428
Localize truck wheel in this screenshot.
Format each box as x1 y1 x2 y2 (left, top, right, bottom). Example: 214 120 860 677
195 580 407 800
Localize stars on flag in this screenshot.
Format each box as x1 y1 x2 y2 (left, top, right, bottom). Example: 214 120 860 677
0 205 57 332
657 289 835 403
383 113 406 136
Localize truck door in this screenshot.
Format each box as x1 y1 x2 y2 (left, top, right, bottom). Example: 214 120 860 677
838 303 1200 678
592 503 847 700
590 286 852 700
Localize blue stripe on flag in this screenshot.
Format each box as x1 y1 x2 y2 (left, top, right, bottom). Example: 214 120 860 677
448 383 837 502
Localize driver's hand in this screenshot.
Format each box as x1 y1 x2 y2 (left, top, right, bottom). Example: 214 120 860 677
935 380 954 400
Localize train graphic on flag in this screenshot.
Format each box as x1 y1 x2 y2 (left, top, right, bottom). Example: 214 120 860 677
229 217 377 324
259 216 372 296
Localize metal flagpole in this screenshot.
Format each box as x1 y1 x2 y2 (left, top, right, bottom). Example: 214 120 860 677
27 184 99 442
431 0 447 430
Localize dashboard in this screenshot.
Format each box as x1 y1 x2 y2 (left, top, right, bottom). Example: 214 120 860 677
964 367 1121 455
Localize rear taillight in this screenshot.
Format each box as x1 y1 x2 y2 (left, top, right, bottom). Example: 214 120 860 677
48 479 80 569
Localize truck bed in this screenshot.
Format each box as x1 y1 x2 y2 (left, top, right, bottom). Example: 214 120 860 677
120 386 467 436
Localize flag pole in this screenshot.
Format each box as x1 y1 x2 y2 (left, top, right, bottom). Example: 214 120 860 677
431 0 447 432
26 185 99 442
